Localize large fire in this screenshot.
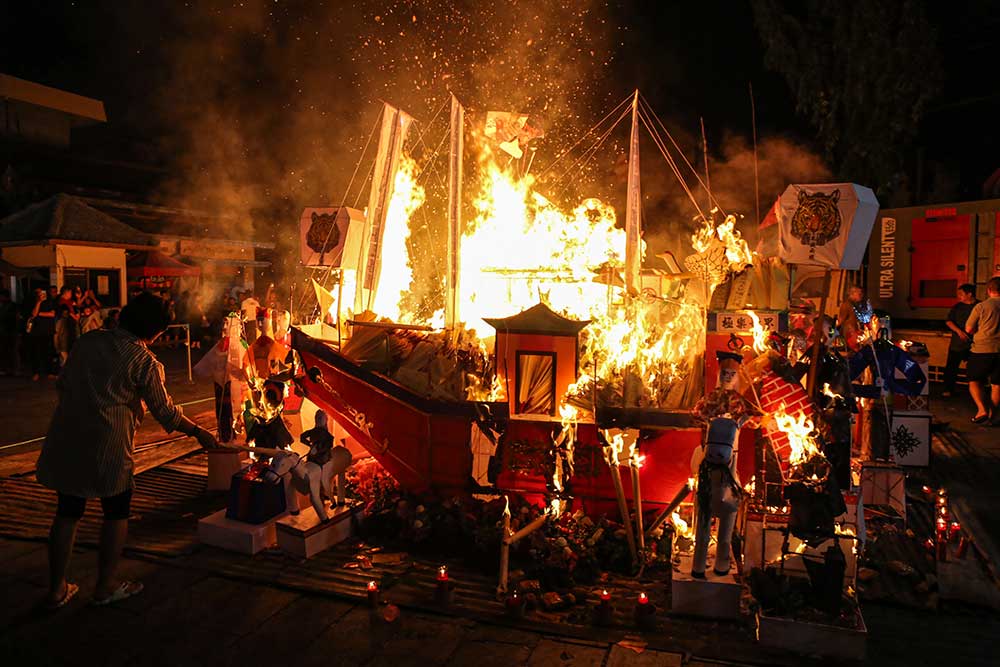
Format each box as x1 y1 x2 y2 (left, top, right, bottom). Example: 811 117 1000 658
372 155 427 322
353 128 752 409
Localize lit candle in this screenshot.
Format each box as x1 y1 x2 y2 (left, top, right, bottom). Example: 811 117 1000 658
921 485 932 498
949 521 961 541
505 590 525 618
367 580 379 608
594 589 613 626
634 590 655 631
435 565 453 606
936 517 948 537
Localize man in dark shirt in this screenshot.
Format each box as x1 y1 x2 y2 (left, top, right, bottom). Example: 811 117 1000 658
943 284 978 397
28 287 58 380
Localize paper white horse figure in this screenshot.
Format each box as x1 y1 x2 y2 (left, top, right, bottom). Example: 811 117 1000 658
253 411 352 521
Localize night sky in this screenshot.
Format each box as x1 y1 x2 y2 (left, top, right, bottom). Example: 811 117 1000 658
2 1 998 248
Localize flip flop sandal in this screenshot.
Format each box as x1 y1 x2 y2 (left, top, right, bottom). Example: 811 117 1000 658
972 415 989 424
92 581 144 607
46 582 79 610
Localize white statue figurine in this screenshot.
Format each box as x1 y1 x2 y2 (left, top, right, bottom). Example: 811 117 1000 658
267 410 352 521
689 350 761 578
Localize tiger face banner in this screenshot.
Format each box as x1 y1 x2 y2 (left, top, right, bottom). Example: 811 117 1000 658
776 183 878 270
299 207 364 267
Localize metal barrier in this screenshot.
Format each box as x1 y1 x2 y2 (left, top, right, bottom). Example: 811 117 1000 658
163 323 192 383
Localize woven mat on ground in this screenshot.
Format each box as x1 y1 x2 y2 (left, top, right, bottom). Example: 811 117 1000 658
0 452 218 557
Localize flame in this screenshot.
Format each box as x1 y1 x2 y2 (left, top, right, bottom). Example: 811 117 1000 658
247 440 257 462
549 404 577 515
772 403 821 467
548 496 565 517
601 430 625 467
822 383 843 402
627 439 645 469
670 511 693 540
746 310 770 355
353 132 755 409
688 212 755 294
372 154 426 321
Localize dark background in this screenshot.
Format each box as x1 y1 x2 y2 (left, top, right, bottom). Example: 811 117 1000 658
2 1 998 255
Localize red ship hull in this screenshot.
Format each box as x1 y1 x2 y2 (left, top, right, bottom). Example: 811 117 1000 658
293 327 755 514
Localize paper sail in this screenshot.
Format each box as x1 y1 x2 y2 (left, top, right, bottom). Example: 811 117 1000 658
485 111 543 159
299 207 364 267
776 184 879 269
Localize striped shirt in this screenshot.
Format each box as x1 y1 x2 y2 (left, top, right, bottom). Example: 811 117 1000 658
37 328 184 497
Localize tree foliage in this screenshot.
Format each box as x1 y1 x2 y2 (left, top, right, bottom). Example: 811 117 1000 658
751 0 943 194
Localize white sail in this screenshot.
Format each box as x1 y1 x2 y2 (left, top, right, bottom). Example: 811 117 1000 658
355 103 413 315
445 94 464 332
624 90 642 297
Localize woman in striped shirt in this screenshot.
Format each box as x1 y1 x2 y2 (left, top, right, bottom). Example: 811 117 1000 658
37 292 219 608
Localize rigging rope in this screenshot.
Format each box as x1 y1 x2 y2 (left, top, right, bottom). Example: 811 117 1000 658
296 106 383 316
639 93 726 216
535 92 634 180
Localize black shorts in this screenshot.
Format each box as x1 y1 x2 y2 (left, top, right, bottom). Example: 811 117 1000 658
966 352 1000 385
56 489 133 521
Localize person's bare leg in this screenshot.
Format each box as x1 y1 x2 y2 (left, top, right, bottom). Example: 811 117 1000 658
94 519 128 599
47 516 79 604
991 384 1000 416
970 380 989 418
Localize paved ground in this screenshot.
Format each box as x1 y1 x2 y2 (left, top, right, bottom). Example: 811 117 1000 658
0 346 211 450
2 377 1000 666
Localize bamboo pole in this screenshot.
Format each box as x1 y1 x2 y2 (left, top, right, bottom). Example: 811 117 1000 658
496 499 512 596
806 269 834 397
507 512 549 545
646 480 694 538
630 463 645 557
609 463 638 566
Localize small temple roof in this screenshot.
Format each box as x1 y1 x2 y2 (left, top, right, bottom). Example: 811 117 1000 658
483 303 590 337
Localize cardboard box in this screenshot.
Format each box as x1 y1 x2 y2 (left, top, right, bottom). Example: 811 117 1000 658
756 607 866 661
227 471 287 524
672 553 742 620
198 508 282 555
892 410 931 467
276 502 358 559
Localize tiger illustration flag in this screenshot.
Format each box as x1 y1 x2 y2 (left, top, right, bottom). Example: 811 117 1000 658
776 183 878 270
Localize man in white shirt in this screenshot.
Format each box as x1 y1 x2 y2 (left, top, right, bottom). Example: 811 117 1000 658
240 291 261 343
965 277 1000 425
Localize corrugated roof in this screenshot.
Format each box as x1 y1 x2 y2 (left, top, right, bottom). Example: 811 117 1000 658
0 194 156 248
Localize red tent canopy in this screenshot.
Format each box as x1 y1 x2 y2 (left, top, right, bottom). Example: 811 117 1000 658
127 250 201 278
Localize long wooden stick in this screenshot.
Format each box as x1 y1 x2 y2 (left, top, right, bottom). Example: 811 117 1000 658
497 502 512 596
646 481 693 538
806 269 834 396
506 512 548 545
609 463 638 566
219 443 293 458
631 464 645 557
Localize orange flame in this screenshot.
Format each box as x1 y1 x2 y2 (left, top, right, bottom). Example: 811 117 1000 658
773 403 821 467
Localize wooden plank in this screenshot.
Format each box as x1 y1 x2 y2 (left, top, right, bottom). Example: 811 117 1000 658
215 595 355 667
